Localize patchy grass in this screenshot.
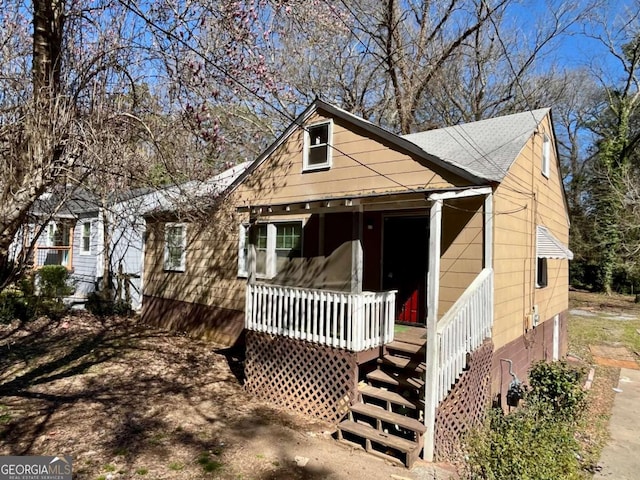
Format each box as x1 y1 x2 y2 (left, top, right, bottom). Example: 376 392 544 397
0 406 10 425
568 291 640 476
197 452 223 473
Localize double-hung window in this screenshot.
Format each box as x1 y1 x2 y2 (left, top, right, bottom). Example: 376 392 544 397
164 223 187 272
238 222 302 278
303 121 333 171
80 221 91 255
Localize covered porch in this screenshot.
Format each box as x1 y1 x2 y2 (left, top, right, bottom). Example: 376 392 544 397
242 186 495 462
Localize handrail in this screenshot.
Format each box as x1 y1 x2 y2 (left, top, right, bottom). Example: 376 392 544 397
435 267 493 402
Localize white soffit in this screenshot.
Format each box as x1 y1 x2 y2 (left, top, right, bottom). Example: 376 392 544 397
537 226 573 260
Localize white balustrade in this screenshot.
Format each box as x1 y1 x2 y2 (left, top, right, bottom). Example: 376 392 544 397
246 284 396 351
436 268 493 402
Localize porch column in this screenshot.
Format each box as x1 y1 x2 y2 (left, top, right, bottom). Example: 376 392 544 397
423 198 442 462
484 192 493 269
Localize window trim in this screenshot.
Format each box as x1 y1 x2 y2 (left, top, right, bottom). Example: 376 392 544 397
80 221 92 255
303 120 333 172
238 221 303 279
541 133 550 178
164 222 187 272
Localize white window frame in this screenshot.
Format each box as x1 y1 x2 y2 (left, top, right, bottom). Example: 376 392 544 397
164 222 187 272
80 221 92 255
303 120 333 172
536 256 548 288
541 133 550 178
46 222 56 247
239 221 303 279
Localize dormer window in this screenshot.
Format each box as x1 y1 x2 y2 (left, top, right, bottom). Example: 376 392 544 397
303 120 333 171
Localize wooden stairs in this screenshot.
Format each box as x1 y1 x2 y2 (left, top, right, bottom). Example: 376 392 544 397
337 336 427 467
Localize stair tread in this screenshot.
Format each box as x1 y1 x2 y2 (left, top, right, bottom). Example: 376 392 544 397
359 384 417 409
386 340 425 355
338 420 421 453
351 403 427 433
383 354 426 372
367 368 425 390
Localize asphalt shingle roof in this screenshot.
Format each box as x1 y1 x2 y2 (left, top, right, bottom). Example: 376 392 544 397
402 108 550 182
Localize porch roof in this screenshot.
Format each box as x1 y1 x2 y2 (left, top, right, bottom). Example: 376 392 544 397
236 186 489 215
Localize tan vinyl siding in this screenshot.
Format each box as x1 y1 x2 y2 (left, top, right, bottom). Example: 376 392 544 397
438 196 484 314
144 197 248 312
492 115 570 349
235 111 467 207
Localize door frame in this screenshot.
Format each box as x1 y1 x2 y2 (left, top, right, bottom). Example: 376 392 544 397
381 211 429 325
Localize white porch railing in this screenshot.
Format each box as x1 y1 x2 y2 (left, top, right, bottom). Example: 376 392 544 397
245 283 396 351
436 267 493 402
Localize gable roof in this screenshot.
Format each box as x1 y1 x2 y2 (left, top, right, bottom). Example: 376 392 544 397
403 108 550 182
228 99 491 194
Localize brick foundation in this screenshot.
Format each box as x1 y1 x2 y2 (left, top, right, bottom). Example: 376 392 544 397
491 310 568 409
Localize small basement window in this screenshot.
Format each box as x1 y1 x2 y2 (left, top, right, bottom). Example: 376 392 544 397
303 121 332 171
536 257 548 288
164 223 187 272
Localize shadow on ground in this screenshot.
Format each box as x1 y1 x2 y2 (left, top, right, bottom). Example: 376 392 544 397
0 313 328 479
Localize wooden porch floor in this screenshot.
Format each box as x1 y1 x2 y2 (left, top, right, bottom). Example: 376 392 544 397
393 324 427 346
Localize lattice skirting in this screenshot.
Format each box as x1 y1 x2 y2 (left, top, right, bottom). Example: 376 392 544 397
244 331 358 424
434 339 494 462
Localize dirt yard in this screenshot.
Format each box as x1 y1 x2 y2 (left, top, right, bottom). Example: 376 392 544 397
0 313 454 480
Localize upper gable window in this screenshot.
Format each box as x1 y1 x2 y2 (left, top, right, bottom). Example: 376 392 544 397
541 133 550 178
303 120 333 171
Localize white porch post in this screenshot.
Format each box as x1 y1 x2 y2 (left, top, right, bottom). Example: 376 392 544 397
424 198 442 462
484 192 493 269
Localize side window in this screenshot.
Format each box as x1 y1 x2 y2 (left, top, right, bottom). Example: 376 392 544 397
303 121 332 171
542 133 550 178
536 257 548 288
164 223 186 272
81 221 91 254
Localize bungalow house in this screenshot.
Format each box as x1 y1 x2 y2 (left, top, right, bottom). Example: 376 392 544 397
142 99 572 466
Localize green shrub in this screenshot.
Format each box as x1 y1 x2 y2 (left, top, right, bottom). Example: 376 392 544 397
464 360 587 480
0 290 35 323
527 360 586 422
465 407 582 480
86 290 132 317
37 265 74 300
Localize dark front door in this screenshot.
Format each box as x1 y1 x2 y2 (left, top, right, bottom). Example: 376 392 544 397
382 215 429 324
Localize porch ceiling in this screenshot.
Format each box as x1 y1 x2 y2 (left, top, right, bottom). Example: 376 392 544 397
237 186 488 215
